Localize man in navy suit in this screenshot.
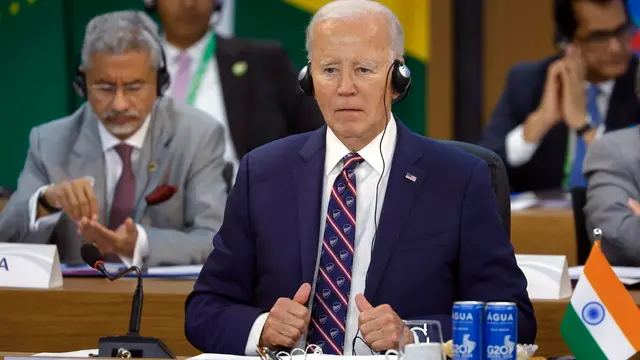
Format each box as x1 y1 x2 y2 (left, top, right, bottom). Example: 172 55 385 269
479 0 640 193
185 0 536 355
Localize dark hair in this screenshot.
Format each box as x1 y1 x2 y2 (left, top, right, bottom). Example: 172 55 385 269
554 0 629 43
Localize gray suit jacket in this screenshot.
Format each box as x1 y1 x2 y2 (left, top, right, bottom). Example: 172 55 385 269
584 126 640 266
0 98 228 267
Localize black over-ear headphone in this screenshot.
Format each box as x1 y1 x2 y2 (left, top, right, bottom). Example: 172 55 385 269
143 0 222 13
297 59 412 104
73 12 171 98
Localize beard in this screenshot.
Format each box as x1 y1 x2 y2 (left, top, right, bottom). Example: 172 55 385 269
102 109 142 137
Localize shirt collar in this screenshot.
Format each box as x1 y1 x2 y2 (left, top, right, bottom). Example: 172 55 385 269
97 114 151 153
163 30 213 65
586 79 615 98
324 115 397 176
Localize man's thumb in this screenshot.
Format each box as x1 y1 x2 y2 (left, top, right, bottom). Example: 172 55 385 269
125 218 136 233
293 283 311 304
356 293 373 312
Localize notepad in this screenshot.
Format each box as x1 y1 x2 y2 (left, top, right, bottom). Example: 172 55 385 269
61 263 203 279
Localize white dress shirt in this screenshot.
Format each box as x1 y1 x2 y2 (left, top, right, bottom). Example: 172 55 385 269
505 80 614 167
244 116 398 355
28 116 153 267
163 31 239 178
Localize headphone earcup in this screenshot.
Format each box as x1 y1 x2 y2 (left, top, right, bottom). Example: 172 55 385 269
391 60 412 104
298 64 314 96
157 67 171 96
73 70 87 98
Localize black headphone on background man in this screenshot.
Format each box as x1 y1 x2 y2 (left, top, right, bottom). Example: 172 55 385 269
142 0 222 13
73 11 171 98
297 59 412 105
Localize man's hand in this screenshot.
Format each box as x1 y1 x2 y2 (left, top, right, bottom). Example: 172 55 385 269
628 198 640 216
356 294 409 352
259 283 311 349
42 177 98 221
561 45 588 130
523 59 565 143
78 217 138 258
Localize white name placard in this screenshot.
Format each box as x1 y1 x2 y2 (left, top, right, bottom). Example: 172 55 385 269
0 243 63 289
516 254 572 300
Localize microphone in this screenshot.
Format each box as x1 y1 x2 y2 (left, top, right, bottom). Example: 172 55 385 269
80 243 174 359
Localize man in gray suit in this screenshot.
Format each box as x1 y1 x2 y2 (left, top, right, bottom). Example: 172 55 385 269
0 10 228 267
584 125 640 266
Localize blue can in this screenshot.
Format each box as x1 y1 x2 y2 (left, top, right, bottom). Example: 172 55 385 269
484 302 518 360
452 301 483 360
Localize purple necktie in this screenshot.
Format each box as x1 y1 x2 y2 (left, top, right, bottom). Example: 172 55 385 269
171 52 192 100
307 153 363 355
108 144 135 231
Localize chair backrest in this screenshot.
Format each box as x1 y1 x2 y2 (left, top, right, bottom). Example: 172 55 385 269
222 162 234 195
439 140 512 236
570 187 591 265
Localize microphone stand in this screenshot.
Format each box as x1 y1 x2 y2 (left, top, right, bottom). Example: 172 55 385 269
97 266 175 359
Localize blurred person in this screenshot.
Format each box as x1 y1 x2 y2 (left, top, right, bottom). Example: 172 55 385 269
145 0 325 179
184 0 536 355
583 61 640 265
0 11 228 267
479 0 640 193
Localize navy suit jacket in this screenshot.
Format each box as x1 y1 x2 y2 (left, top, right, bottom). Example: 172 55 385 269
479 55 640 193
185 119 537 354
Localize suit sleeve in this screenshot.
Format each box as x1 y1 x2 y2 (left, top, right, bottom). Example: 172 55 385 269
583 137 640 265
479 65 537 165
184 153 264 355
458 160 537 344
0 127 59 243
268 44 324 134
141 122 227 267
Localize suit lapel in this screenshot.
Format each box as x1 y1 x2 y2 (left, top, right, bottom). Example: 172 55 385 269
134 99 175 219
69 105 108 224
364 121 427 300
217 35 251 157
294 126 327 284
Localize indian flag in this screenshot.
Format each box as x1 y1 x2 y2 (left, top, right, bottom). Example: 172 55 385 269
560 241 640 360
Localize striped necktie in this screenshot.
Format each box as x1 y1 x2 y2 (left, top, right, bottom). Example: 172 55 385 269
307 153 363 355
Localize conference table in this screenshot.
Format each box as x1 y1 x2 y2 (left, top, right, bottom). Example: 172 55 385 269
0 277 621 359
0 208 593 358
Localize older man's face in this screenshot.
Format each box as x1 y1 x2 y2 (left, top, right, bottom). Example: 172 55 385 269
310 14 395 148
85 51 157 139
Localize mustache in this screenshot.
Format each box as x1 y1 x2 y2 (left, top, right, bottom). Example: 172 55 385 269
103 109 140 120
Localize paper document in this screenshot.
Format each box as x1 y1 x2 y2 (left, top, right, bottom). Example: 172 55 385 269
510 190 571 211
31 349 98 357
569 266 640 285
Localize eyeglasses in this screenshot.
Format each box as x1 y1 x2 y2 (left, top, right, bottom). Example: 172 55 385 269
575 23 636 48
351 330 375 356
88 82 151 101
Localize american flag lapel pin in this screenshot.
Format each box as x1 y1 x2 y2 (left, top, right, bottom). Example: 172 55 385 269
405 173 417 182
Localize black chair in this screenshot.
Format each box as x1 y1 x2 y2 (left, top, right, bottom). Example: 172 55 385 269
222 162 235 195
439 140 512 236
570 187 591 265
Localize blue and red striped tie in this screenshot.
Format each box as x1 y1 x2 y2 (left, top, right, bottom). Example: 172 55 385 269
307 153 363 355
